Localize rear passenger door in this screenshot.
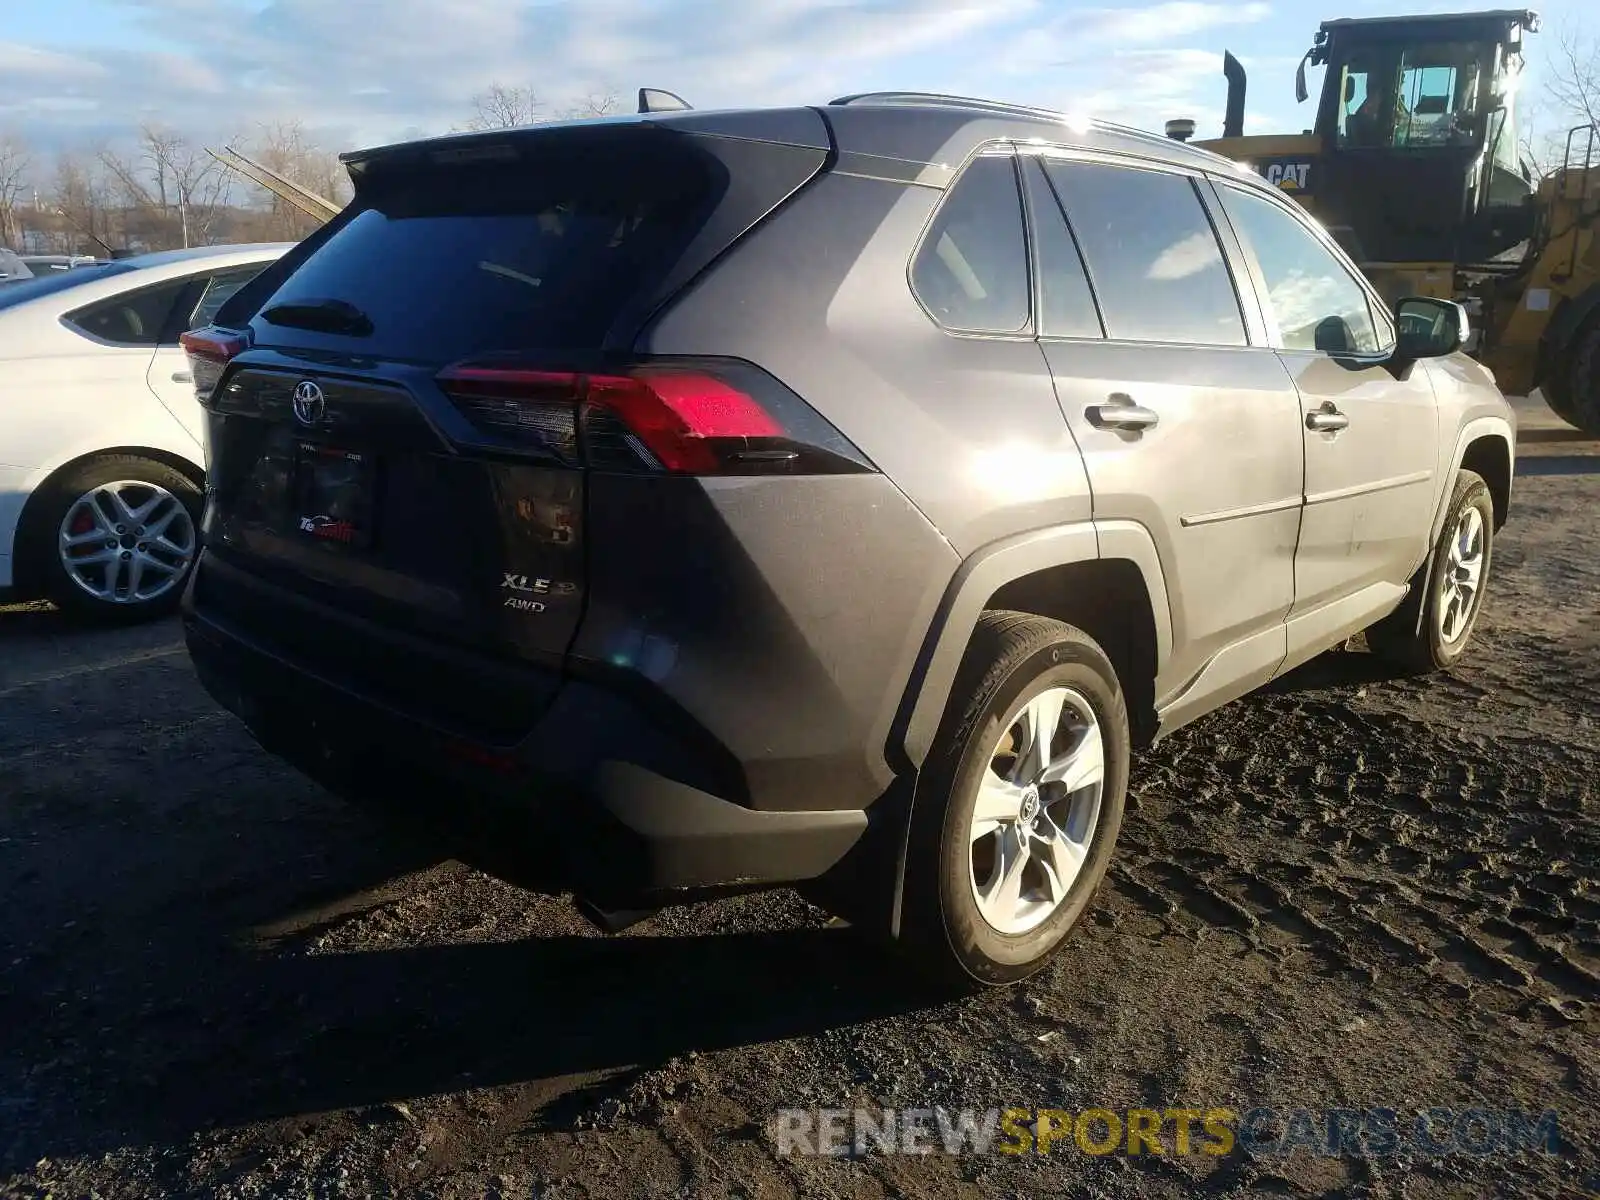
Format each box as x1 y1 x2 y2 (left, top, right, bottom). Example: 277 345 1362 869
1023 151 1306 724
147 265 271 446
1209 180 1438 662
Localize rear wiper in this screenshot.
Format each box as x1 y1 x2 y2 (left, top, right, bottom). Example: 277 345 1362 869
260 297 374 336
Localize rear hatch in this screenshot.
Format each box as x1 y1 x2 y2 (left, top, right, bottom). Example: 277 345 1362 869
186 116 832 741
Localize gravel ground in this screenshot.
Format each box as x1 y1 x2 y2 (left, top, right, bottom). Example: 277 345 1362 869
2 399 1596 1200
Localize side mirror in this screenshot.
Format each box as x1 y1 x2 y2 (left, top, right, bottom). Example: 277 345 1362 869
1393 296 1469 360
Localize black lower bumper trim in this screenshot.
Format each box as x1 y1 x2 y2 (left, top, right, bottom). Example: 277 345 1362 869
184 605 868 903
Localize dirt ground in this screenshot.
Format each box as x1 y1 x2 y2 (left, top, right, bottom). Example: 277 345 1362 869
1 397 1596 1200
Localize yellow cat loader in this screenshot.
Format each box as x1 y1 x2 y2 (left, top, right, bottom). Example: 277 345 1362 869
1170 8 1600 435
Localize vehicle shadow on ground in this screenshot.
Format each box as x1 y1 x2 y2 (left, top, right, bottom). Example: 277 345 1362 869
1516 426 1592 445
1 825 937 1170
1262 644 1407 695
1516 455 1600 477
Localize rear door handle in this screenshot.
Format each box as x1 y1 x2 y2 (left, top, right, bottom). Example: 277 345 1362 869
1306 402 1349 433
1086 393 1160 432
171 370 193 383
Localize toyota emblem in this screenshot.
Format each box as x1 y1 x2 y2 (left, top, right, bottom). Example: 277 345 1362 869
292 380 326 426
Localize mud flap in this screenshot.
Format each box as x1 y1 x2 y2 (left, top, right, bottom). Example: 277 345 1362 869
1411 546 1436 638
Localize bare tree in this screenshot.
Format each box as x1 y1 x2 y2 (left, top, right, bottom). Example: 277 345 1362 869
94 126 241 250
50 151 120 256
562 90 623 119
237 119 348 241
1546 22 1599 130
466 84 544 129
145 125 234 247
0 131 31 249
1540 19 1600 171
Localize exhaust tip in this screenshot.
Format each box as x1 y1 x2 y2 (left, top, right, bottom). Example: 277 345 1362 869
1165 118 1197 142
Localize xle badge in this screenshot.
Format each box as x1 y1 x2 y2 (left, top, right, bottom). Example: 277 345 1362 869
500 572 577 613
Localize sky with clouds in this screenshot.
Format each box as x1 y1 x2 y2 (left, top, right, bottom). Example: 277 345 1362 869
0 0 1588 159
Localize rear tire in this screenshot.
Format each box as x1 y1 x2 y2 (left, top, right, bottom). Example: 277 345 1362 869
21 454 202 624
1366 469 1494 674
901 611 1130 988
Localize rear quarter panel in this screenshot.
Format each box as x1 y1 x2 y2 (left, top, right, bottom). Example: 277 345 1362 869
634 167 1093 811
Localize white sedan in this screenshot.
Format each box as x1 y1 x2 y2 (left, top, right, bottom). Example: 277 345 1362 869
0 243 293 621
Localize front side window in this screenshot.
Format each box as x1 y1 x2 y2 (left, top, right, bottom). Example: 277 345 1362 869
911 152 1031 335
1044 159 1246 347
1218 183 1382 355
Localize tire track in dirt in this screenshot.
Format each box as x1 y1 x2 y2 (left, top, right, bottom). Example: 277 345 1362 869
1115 660 1598 1016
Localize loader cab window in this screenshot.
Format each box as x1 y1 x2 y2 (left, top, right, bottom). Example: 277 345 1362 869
1337 61 1376 146
1484 40 1532 204
1333 40 1491 151
1393 44 1483 147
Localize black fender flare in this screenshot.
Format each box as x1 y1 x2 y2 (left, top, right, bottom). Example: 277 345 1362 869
872 519 1173 938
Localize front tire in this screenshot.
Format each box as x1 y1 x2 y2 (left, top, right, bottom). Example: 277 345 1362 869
1366 469 1495 673
22 454 202 624
902 611 1130 987
1547 319 1600 436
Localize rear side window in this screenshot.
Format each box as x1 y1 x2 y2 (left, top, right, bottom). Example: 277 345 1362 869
63 277 190 346
912 153 1031 335
1022 157 1103 339
248 141 723 362
1044 160 1247 347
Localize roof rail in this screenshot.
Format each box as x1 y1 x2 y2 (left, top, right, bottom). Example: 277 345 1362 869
830 92 1177 142
827 90 1240 165
828 91 1078 123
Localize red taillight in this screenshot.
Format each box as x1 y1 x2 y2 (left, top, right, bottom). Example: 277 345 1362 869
179 327 247 402
435 359 873 476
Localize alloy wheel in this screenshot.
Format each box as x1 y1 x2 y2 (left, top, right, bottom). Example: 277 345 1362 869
57 480 197 606
1438 505 1486 645
968 686 1105 936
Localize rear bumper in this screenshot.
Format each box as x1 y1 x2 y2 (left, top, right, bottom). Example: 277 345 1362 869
182 557 868 903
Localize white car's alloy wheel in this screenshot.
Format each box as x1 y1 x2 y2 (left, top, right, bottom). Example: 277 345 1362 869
57 479 197 606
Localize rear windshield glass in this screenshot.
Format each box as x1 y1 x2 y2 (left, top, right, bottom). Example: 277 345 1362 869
248 137 724 362
0 262 139 310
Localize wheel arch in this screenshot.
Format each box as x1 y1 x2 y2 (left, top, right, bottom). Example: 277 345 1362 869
1459 434 1512 532
1431 417 1514 545
7 445 205 597
890 520 1172 771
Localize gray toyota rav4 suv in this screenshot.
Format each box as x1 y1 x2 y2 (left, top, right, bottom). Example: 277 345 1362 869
180 92 1515 985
